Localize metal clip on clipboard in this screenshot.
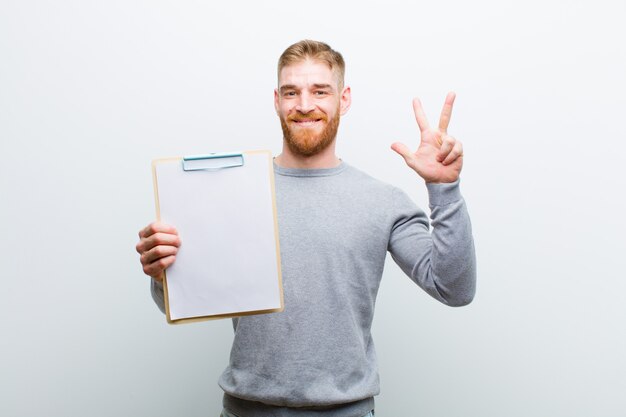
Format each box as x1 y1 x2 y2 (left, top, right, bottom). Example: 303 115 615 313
182 153 245 171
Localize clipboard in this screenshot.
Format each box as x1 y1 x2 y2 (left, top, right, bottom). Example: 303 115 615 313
152 150 284 324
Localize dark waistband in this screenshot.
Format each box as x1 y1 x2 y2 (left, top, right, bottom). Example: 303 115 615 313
223 393 375 417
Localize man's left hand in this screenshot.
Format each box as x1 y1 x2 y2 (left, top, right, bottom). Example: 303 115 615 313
392 92 463 183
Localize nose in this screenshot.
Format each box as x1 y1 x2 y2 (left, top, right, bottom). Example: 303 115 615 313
295 92 315 114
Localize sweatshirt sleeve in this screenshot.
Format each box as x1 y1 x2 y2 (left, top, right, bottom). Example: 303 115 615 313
150 279 167 314
388 179 476 306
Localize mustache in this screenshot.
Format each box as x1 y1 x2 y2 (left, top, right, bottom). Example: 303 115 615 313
287 112 328 122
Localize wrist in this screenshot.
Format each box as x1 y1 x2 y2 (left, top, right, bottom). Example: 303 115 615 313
426 178 462 206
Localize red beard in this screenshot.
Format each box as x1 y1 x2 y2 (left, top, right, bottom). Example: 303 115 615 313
279 108 341 157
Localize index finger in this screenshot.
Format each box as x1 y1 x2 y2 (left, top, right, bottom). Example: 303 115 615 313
138 221 178 239
438 92 456 133
412 98 430 133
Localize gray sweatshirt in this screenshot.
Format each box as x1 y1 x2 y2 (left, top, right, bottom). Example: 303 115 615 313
151 162 476 417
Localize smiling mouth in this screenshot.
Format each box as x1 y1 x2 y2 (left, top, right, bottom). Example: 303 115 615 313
292 118 324 127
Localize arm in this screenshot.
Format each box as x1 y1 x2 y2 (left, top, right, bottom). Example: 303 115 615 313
390 93 476 306
388 182 476 306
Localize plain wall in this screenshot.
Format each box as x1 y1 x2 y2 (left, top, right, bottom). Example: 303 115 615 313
1 1 624 416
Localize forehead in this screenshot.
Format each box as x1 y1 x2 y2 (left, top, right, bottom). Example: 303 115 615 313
278 59 339 89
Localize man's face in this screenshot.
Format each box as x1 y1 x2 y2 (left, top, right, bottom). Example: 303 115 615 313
274 59 351 157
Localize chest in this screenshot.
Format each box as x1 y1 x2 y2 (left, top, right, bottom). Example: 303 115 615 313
275 180 391 262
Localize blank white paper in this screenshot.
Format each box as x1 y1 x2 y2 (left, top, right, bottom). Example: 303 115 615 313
153 151 282 321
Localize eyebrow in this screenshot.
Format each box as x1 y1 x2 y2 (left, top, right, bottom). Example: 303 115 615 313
311 83 334 90
279 84 298 93
279 83 335 93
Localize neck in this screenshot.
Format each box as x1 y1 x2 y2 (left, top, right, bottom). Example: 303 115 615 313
274 142 341 169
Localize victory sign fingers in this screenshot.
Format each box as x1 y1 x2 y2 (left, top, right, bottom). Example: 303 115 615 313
392 92 464 183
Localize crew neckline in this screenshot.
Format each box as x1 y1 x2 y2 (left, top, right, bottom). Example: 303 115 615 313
273 160 347 177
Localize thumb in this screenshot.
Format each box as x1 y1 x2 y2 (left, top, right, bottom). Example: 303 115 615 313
391 142 415 167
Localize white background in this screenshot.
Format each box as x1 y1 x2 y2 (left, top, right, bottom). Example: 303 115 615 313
1 1 624 416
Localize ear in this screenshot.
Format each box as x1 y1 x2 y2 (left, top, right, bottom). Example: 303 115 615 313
339 86 352 116
274 89 280 115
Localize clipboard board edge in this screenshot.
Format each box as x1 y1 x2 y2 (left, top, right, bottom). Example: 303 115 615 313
152 158 181 323
265 151 285 311
166 306 285 325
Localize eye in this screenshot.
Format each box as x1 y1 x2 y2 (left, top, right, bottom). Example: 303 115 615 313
314 90 329 96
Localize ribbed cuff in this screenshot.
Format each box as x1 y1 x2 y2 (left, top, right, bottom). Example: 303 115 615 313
426 178 462 206
150 279 166 314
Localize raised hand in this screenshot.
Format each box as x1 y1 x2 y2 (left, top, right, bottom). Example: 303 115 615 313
135 221 181 281
391 92 464 183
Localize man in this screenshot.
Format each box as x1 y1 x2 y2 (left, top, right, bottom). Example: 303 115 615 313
136 40 476 417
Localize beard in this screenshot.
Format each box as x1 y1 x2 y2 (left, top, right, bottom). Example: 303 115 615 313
279 107 341 157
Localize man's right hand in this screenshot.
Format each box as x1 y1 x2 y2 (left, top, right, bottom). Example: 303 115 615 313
135 221 181 282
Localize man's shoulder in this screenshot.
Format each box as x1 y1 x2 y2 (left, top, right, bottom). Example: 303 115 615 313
342 162 401 193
